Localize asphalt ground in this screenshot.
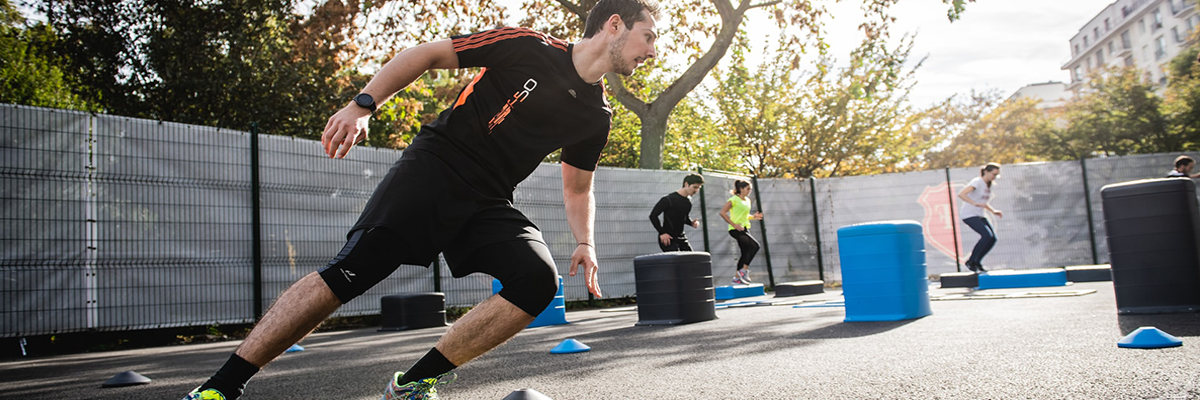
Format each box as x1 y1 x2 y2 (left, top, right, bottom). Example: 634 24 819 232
2 280 1199 400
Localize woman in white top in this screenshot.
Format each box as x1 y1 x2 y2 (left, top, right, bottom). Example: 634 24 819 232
957 163 1004 273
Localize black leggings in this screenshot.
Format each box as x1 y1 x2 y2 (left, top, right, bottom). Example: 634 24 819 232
728 229 760 268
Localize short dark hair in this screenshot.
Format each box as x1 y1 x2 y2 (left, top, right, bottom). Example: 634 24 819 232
682 173 704 187
582 0 660 38
1176 155 1195 168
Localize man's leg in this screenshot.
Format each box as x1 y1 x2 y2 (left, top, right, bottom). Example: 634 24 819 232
195 272 341 398
192 228 414 399
237 272 341 365
395 237 558 387
434 294 535 365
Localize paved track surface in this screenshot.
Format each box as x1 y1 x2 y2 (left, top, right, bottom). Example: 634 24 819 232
2 281 1199 399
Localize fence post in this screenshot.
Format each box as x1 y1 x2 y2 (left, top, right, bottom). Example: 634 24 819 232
1079 158 1100 264
698 166 710 252
751 176 775 287
808 176 825 282
433 257 442 292
944 167 962 273
250 122 264 319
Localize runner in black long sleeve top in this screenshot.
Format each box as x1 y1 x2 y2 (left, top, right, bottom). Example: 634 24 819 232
649 174 704 252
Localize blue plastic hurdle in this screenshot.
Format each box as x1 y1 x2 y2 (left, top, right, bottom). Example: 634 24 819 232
836 220 932 322
492 275 567 328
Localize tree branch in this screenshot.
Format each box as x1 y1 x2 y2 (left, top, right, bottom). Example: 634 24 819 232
604 72 649 117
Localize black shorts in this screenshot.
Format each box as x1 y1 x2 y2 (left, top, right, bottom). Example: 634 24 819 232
320 148 554 302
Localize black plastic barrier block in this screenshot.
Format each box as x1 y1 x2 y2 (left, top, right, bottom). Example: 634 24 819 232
634 252 716 326
1101 178 1200 314
379 293 447 331
774 280 825 297
939 272 978 288
1065 265 1112 282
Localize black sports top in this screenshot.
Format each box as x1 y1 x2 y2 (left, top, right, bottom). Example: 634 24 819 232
406 27 612 197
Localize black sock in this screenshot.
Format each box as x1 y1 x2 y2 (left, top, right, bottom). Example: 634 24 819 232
399 348 457 385
200 354 260 400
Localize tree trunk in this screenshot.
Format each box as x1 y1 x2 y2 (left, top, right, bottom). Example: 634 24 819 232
638 111 671 169
601 0 757 169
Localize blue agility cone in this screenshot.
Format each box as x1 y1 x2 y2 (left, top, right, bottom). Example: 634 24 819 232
285 344 305 353
550 338 590 354
1118 326 1183 349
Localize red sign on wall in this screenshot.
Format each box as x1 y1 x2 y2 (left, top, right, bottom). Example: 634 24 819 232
917 182 963 262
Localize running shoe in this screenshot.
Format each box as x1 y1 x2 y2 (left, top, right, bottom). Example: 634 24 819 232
382 371 456 400
731 275 744 284
182 387 226 400
738 269 752 283
965 261 979 273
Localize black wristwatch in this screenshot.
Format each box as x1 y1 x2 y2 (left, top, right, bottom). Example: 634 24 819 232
353 93 377 112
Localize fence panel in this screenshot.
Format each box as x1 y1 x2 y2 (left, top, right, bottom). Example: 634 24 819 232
816 170 951 280
1 105 93 337
256 135 432 316
756 178 821 283
949 162 1093 271
91 114 255 330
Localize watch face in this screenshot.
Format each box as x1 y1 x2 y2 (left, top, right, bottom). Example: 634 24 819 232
352 92 372 106
354 93 375 110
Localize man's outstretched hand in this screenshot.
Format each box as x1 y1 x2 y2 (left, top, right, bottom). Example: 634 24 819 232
321 105 371 158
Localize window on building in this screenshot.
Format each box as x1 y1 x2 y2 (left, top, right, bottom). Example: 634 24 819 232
1121 31 1132 49
1074 66 1084 82
1073 44 1079 56
1125 56 1134 67
1084 36 1090 47
1156 36 1167 59
1108 41 1116 55
1105 18 1111 31
1173 26 1183 42
1140 18 1147 33
1086 58 1093 70
1097 51 1106 66
1094 27 1101 40
1143 45 1150 60
1154 9 1164 30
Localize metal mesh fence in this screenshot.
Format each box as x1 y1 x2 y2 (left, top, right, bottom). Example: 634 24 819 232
1 105 92 337
4 103 1196 337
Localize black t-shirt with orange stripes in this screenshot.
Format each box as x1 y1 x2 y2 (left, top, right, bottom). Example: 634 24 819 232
406 27 612 197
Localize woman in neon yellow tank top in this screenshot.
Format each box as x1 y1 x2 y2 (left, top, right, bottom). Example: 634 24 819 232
718 180 763 284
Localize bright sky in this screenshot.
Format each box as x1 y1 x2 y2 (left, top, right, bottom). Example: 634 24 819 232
490 0 1107 108
744 0 1109 108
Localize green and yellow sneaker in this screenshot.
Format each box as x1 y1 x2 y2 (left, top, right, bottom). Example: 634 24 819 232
182 387 226 400
381 371 456 400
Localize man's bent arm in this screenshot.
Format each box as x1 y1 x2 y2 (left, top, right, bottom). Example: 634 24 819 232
563 163 601 297
323 40 458 158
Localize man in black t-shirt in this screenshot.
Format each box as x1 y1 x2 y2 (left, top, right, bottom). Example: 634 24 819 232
649 173 704 252
182 1 660 400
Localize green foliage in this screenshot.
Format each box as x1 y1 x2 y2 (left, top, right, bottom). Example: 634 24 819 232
919 91 1051 168
0 0 94 110
710 30 926 178
1034 67 1170 159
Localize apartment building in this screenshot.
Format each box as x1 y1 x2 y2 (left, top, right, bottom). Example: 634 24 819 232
1008 81 1072 110
1062 0 1199 92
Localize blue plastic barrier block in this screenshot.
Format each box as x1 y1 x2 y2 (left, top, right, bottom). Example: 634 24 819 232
976 268 1068 290
714 283 765 300
837 221 932 322
493 275 567 328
